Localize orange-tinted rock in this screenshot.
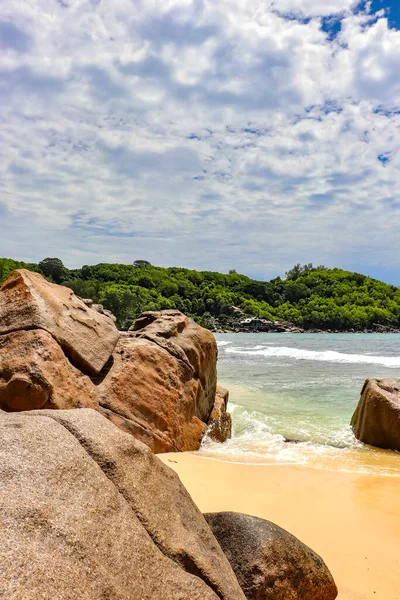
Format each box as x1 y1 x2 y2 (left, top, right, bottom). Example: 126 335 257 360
97 334 208 452
0 278 220 453
129 310 217 422
351 378 400 450
0 329 97 412
207 386 232 443
0 270 119 375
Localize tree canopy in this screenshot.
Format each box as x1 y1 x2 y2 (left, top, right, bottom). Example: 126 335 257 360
1 257 399 331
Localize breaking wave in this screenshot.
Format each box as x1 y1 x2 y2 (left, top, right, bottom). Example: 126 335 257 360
201 403 400 475
224 345 400 368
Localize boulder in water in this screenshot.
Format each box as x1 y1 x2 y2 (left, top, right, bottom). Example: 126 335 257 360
351 378 400 450
207 386 232 443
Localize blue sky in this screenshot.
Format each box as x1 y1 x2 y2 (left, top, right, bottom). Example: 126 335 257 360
1 0 400 283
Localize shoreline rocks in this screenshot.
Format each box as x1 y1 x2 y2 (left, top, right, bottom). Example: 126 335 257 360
351 378 400 451
207 385 232 443
0 269 119 375
205 512 338 600
0 270 340 600
1 408 246 600
0 271 229 453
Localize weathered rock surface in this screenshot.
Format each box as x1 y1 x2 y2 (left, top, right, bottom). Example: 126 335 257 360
0 270 224 452
351 378 400 450
96 333 208 452
0 329 97 412
204 512 338 600
129 310 217 422
207 385 232 443
95 310 219 452
0 408 246 600
0 269 119 374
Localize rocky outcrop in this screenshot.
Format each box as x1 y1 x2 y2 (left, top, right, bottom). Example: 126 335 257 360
0 271 223 452
0 408 246 600
207 385 232 443
0 269 119 374
0 329 97 412
204 512 338 600
129 310 217 422
93 310 219 452
351 378 400 450
97 334 208 452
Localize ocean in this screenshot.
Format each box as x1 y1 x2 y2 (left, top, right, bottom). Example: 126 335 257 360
201 333 400 476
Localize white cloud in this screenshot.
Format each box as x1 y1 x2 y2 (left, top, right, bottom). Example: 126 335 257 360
0 0 400 282
270 0 358 18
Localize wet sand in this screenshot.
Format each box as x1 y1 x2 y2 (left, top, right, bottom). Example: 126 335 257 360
159 453 400 600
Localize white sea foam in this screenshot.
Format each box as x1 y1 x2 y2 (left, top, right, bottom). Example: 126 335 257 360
216 340 232 347
201 403 400 475
224 345 400 368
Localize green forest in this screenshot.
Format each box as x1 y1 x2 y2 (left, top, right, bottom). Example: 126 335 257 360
1 257 399 331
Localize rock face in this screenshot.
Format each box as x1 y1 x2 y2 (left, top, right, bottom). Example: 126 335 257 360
129 310 217 422
95 310 218 452
207 385 232 443
351 378 400 450
0 329 97 412
0 408 246 600
204 512 338 600
0 269 119 374
0 270 222 452
97 334 208 452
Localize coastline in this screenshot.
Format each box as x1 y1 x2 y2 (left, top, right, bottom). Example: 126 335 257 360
212 328 400 334
159 452 400 600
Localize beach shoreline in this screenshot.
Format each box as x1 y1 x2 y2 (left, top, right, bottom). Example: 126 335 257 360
159 452 400 600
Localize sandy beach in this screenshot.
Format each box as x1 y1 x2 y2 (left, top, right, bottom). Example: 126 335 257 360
159 453 400 600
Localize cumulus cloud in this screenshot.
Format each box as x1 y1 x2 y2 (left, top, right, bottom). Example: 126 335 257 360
0 0 400 281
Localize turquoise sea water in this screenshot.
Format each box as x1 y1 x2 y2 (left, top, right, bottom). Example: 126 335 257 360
200 333 400 475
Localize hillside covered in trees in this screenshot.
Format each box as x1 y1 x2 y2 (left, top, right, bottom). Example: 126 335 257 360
1 257 399 331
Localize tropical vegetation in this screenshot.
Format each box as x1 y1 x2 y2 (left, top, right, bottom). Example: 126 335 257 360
1 257 399 331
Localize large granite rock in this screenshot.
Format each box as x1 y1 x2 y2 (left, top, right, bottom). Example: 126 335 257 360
97 334 207 452
0 329 97 412
204 512 338 600
351 378 400 450
0 408 246 600
0 271 223 452
0 269 119 375
129 310 217 422
96 310 219 452
207 385 232 443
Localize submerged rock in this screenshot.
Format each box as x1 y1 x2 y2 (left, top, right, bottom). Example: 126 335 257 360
207 385 232 443
204 512 338 600
0 408 246 600
351 378 400 451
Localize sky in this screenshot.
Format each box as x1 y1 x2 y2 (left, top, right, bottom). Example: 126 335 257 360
1 0 400 283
